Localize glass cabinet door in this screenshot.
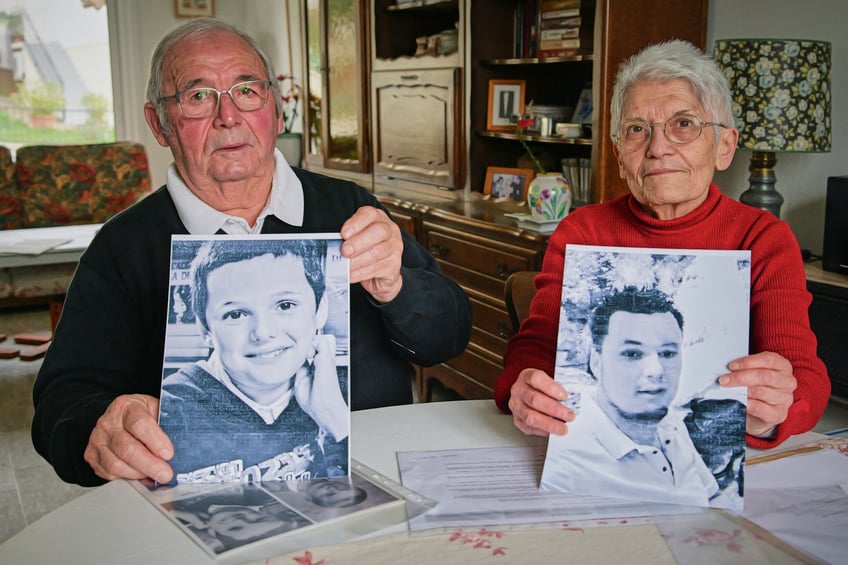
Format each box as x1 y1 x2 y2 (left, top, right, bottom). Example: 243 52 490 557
303 0 369 172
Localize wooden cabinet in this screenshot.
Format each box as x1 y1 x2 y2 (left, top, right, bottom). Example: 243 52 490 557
303 0 371 173
300 1 709 400
468 0 707 202
380 196 547 400
370 0 464 193
304 0 707 202
371 0 462 71
371 68 463 189
806 261 848 400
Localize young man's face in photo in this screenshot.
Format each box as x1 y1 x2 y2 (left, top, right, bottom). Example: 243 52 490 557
206 505 287 541
204 253 321 396
592 311 682 418
306 479 363 508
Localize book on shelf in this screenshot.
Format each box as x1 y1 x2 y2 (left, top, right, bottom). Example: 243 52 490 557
561 157 591 204
538 0 581 19
537 48 580 58
539 15 581 29
541 7 580 19
539 37 581 50
534 0 594 58
514 0 539 58
539 27 581 41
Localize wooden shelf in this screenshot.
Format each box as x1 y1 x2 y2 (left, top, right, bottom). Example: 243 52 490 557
484 54 594 66
386 0 457 12
478 130 592 146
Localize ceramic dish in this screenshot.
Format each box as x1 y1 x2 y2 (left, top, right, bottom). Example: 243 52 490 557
504 213 562 235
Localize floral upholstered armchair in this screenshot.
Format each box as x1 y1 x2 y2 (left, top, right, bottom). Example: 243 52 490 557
0 145 20 229
13 142 151 228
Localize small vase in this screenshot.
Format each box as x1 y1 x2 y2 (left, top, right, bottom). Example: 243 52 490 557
527 173 572 222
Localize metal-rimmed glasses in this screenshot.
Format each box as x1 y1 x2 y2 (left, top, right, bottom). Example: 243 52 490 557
160 79 273 118
613 113 728 150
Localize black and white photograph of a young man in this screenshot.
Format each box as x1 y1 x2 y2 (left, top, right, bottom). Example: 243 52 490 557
541 245 750 512
158 234 350 484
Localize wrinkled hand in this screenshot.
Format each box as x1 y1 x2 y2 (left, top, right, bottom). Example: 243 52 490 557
508 368 575 436
84 394 174 483
294 332 349 441
340 206 403 303
719 351 797 437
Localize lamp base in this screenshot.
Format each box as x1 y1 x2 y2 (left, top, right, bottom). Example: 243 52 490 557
739 151 783 217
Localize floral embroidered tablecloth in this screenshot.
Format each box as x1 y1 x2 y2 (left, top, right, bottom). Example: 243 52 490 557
250 513 814 565
248 437 847 564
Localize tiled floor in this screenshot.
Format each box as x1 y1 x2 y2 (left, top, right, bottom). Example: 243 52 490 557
1 305 847 545
0 307 91 545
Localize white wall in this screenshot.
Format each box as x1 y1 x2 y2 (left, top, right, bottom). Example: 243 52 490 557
708 0 847 255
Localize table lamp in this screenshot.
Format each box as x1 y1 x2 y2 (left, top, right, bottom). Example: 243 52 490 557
713 38 831 217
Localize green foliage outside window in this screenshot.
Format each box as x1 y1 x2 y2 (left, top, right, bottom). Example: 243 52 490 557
10 81 66 116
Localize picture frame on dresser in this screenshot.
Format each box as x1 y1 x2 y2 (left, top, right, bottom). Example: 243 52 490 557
487 80 526 131
484 166 535 201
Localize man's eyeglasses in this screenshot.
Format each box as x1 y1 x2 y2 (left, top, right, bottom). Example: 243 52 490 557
613 114 728 150
160 80 273 118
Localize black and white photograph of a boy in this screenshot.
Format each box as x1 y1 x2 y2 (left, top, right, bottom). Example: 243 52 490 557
159 234 351 484
163 484 312 554
542 244 749 512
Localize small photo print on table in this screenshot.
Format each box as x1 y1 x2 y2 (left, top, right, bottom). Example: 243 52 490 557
487 79 526 131
484 167 535 201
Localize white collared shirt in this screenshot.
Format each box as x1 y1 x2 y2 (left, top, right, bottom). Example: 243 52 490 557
166 149 304 234
542 393 720 508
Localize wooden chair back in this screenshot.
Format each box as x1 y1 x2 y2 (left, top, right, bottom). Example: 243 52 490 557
504 271 540 334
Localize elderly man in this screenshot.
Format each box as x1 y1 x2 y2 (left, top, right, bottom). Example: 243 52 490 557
32 18 471 487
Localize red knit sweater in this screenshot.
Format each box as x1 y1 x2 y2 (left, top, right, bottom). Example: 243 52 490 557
494 184 831 449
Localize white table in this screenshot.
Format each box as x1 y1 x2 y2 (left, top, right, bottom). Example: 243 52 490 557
0 400 831 564
0 224 101 268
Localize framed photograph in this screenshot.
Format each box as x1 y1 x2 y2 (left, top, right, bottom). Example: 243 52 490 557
174 0 215 18
484 167 535 201
571 87 593 124
487 80 526 131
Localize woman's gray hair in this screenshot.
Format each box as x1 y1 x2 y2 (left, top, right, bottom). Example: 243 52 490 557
146 17 283 136
609 40 733 143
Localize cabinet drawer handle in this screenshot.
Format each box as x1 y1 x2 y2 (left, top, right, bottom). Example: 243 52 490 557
430 242 448 257
497 321 512 339
496 262 512 279
400 74 419 81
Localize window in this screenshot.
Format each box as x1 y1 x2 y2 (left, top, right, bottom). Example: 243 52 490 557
0 0 114 154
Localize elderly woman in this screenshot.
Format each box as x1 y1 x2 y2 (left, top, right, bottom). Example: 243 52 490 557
494 40 830 449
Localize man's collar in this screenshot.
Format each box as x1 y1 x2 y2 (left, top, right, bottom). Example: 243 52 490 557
166 149 304 234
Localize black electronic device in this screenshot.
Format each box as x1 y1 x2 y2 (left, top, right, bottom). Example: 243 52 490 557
822 175 848 274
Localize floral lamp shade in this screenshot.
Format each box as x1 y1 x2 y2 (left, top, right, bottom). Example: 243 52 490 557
714 38 832 153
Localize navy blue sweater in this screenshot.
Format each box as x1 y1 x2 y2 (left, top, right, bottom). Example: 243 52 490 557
32 168 471 486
